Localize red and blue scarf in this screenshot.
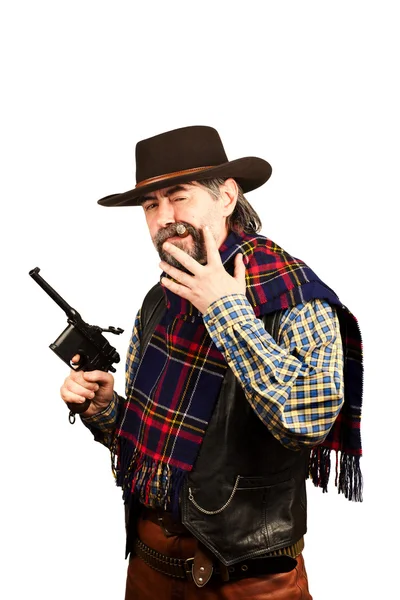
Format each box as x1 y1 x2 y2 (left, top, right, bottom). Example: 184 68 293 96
113 231 363 510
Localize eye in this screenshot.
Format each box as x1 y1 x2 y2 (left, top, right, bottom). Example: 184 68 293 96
172 197 187 202
143 202 157 212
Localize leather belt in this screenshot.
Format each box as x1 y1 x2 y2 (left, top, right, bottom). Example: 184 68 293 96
134 535 305 587
134 537 195 580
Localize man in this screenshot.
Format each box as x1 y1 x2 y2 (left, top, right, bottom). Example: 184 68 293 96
60 126 363 599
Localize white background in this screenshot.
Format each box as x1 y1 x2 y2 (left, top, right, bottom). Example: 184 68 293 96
1 1 398 598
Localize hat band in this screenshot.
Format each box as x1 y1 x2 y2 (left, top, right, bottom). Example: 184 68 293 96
135 166 215 189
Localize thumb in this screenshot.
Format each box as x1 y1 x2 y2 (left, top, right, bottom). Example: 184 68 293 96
83 370 112 384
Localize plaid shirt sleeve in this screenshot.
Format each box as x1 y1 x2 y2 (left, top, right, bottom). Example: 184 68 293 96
203 294 344 450
80 310 142 448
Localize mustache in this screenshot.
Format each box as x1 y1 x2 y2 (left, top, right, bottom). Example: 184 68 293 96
154 222 200 248
154 222 207 271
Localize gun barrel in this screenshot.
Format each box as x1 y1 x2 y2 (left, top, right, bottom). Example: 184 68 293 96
29 267 82 320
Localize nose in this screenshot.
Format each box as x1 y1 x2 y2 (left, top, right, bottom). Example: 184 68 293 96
156 201 176 229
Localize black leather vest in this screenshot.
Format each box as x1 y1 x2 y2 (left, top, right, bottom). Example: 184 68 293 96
126 284 309 566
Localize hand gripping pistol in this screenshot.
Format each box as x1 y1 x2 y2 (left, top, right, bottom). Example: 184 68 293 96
29 267 124 423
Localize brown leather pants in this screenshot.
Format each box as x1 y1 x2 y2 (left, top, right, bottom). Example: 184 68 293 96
125 514 313 600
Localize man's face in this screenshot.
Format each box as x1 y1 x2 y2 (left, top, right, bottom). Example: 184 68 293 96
141 182 231 269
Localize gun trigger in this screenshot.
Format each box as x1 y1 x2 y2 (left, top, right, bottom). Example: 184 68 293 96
69 411 76 425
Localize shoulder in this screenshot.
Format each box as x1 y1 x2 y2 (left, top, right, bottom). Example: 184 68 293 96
241 234 340 310
241 233 306 267
139 283 166 333
142 282 164 309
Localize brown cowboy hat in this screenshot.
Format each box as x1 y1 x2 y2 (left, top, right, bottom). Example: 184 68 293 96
97 126 272 207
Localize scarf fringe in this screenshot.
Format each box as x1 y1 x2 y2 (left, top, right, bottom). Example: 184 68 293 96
111 436 187 510
309 446 331 492
309 447 363 502
338 452 363 502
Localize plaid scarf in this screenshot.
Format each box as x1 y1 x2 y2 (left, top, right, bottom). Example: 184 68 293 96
113 231 363 511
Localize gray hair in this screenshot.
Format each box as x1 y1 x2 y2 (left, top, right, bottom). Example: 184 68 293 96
196 178 262 234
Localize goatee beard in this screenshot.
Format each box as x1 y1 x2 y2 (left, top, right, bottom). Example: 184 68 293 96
154 222 206 272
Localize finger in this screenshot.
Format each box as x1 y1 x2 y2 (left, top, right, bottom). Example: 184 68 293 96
202 225 221 266
61 383 95 404
62 393 88 405
71 354 80 364
67 388 95 402
65 378 99 396
68 368 97 388
233 253 247 291
162 242 202 275
159 261 194 288
82 370 113 385
161 276 192 299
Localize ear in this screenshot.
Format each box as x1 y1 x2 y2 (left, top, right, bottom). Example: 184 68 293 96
220 178 238 217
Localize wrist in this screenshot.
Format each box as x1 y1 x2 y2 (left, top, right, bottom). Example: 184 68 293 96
81 396 115 421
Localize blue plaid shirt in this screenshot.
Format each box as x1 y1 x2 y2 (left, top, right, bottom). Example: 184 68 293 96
83 294 344 452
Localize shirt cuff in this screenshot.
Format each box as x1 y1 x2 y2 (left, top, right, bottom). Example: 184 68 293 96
204 294 302 386
204 294 254 329
80 391 119 429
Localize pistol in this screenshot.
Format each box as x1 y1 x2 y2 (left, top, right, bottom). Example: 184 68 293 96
29 267 124 423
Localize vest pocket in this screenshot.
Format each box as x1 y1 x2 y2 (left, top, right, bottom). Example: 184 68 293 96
185 474 306 562
263 477 306 548
186 475 271 560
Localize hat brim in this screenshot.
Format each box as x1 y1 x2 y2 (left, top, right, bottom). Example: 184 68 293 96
97 157 272 207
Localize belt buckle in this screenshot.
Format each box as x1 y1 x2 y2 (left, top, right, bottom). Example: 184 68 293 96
184 557 195 582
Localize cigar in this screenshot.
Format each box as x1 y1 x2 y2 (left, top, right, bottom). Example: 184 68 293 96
176 224 189 238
